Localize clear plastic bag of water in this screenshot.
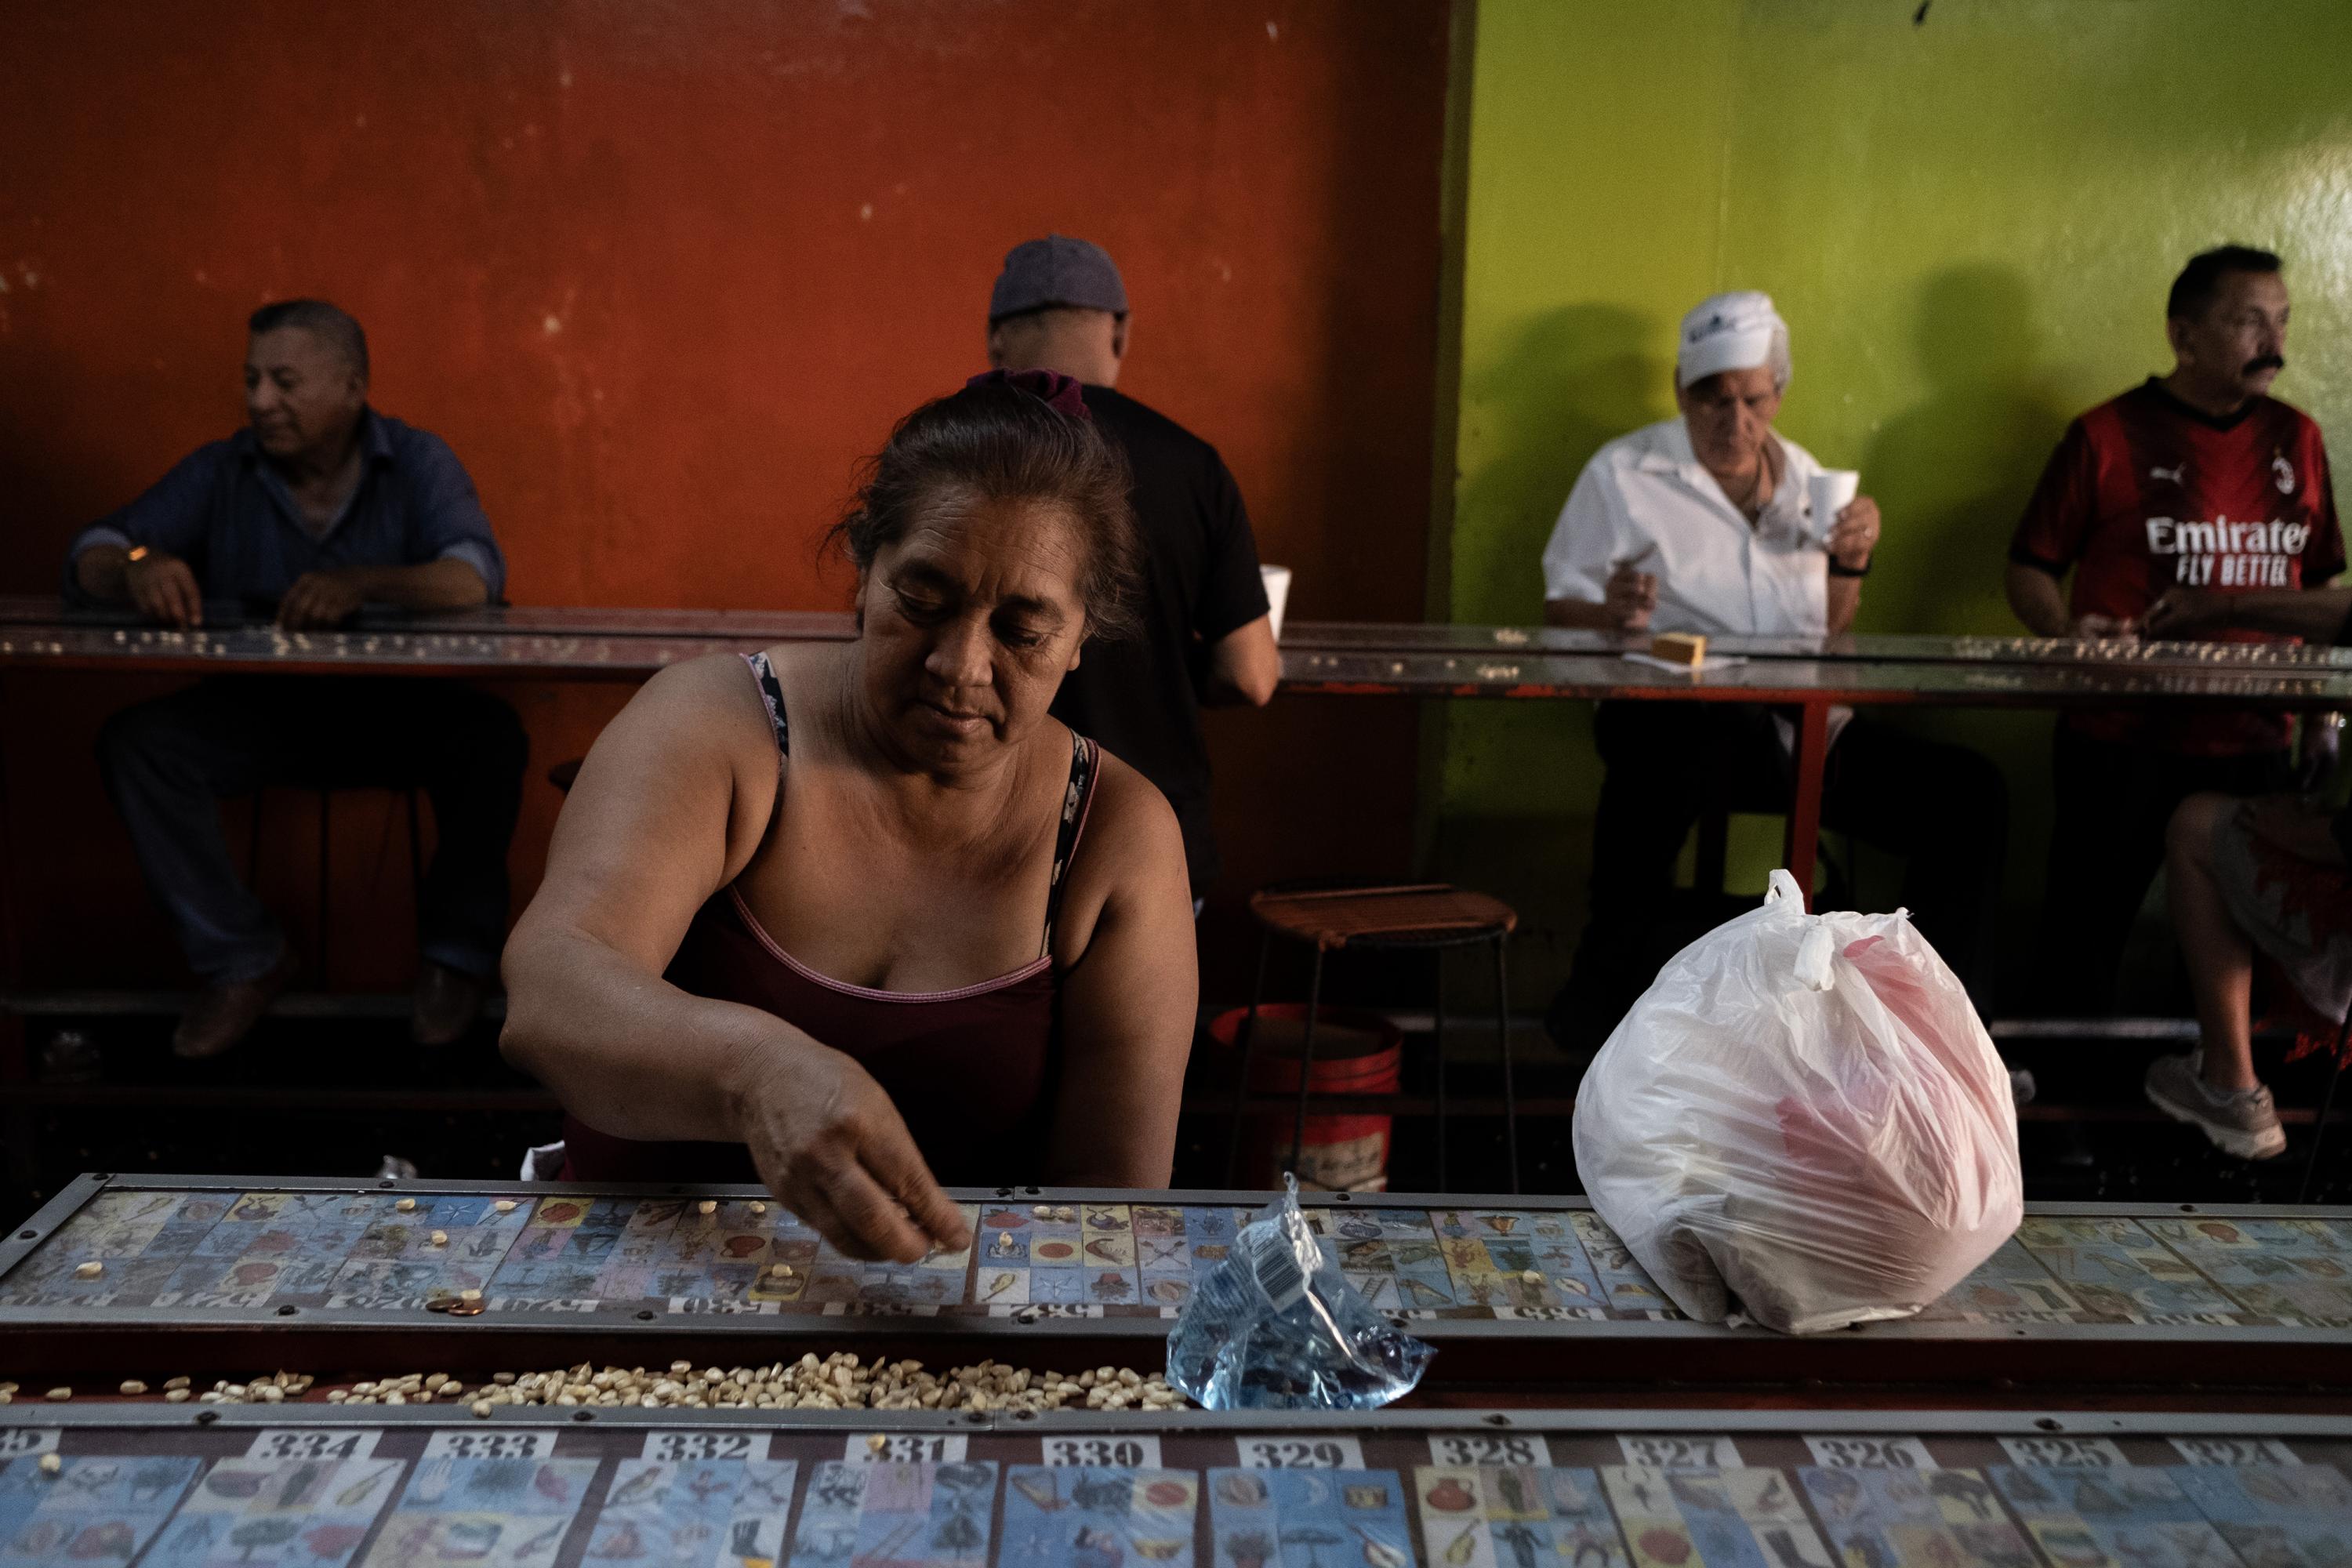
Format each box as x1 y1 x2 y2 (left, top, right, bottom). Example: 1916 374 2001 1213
1165 1175 1434 1410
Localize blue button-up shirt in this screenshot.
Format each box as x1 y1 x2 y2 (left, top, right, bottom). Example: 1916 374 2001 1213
65 409 506 605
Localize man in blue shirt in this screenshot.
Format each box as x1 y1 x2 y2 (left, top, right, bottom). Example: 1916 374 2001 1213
67 299 525 1058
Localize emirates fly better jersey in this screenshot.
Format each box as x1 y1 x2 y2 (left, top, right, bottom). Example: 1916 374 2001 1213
2011 377 2343 754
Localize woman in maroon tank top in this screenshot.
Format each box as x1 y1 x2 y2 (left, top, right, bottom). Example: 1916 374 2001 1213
501 374 1199 1263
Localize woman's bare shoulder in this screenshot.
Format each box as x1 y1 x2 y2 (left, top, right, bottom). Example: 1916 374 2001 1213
627 651 769 728
1071 740 1185 878
1048 736 1192 975
561 652 784 885
590 652 776 783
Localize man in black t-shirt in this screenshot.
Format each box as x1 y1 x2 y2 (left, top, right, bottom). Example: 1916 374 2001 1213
985 234 1279 899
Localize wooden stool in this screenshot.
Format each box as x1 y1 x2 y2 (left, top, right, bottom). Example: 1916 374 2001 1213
1225 880 1519 1193
248 785 426 982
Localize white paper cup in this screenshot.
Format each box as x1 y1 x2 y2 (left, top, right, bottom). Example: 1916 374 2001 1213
1808 470 1860 543
1260 564 1293 642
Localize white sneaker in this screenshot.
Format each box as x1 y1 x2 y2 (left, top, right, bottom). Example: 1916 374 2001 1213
2144 1051 2287 1160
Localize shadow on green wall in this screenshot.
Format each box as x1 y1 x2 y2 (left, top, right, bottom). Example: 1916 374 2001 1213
1848 265 2082 995
1860 263 2074 635
1456 303 1668 622
1439 305 1680 997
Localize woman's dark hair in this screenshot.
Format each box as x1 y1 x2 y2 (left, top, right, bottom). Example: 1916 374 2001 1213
831 382 1144 642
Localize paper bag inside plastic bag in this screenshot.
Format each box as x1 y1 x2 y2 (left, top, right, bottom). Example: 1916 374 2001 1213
1572 871 2023 1334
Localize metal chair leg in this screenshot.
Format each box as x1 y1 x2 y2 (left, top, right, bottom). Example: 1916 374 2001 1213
1224 927 1275 1187
2298 1018 2352 1204
247 792 264 886
1287 949 1324 1181
1433 950 1449 1194
315 789 332 982
1494 934 1519 1194
405 788 426 916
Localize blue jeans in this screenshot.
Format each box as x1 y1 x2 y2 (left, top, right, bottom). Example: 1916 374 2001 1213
97 677 526 984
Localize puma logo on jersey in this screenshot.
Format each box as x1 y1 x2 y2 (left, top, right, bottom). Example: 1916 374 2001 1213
2149 464 2185 485
2275 452 2297 494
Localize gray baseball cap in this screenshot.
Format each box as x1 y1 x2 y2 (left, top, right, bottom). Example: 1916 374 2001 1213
989 234 1128 321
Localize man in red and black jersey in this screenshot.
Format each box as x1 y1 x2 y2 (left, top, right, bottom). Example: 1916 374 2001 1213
2007 245 2343 1014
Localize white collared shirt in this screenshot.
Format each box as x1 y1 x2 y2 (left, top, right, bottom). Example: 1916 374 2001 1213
1541 416 1832 637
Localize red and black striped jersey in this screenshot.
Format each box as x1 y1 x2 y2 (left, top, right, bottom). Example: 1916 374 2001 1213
2012 377 2342 754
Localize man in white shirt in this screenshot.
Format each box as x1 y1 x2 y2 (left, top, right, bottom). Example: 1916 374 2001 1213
1541 292 2006 1047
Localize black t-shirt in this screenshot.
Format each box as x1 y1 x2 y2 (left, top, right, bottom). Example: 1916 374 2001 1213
1052 384 1270 895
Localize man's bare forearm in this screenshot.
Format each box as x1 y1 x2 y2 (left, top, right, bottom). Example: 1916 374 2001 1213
2005 562 2073 637
1827 578 1861 635
75 543 134 602
340 558 492 608
2197 586 2352 642
1544 597 1624 630
1201 616 1279 706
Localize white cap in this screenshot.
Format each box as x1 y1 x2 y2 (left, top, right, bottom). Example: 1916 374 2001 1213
1676 291 1791 390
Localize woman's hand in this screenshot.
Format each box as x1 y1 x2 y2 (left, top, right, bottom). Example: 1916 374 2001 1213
731 1038 973 1263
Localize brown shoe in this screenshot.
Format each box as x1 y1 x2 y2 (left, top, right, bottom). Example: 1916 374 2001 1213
412 962 485 1047
173 948 298 1059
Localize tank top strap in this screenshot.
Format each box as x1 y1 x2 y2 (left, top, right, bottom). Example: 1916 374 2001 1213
741 650 790 764
1041 732 1101 958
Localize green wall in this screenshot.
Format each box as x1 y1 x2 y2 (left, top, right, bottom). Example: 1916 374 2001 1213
1439 0 2352 998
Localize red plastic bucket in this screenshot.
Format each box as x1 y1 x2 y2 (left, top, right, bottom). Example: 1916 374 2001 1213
1210 1004 1403 1192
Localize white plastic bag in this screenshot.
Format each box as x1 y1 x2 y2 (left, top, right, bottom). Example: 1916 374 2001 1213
1572 871 2022 1334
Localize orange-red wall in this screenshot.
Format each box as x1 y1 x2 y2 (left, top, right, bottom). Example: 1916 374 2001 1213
0 2 1446 990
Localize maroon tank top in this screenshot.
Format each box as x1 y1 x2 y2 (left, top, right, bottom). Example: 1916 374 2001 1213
560 651 1101 1187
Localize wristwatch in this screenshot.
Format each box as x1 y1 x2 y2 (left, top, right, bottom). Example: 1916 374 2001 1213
1828 555 1871 579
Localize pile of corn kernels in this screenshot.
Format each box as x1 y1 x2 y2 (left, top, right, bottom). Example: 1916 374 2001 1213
8 1356 1185 1419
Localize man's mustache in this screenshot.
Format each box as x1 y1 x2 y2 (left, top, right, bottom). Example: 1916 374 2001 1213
2245 353 2286 376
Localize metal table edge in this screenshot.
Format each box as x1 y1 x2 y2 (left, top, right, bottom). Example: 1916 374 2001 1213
2 1404 2348 1439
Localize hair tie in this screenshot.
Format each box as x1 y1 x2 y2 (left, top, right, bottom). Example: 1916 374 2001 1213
964 368 1092 423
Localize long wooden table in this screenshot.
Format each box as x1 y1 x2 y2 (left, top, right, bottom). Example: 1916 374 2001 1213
1279 623 2352 907
9 598 2347 905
